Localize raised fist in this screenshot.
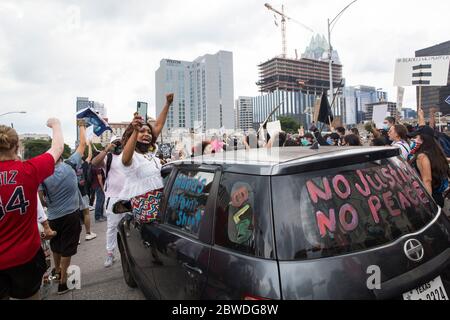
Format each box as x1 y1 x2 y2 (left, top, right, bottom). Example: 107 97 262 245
166 93 174 105
46 118 61 128
77 118 87 127
132 113 144 131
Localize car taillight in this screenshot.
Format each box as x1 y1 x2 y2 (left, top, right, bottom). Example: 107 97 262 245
243 294 271 301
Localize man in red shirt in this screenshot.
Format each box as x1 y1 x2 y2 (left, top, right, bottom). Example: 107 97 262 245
0 118 64 300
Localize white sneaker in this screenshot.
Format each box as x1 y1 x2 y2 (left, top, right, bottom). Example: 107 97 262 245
85 232 97 241
104 254 114 268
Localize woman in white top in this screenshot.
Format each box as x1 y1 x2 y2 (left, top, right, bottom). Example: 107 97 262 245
388 124 411 160
120 93 174 223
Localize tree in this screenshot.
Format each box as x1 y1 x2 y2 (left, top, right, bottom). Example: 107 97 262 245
24 140 51 160
278 116 300 134
24 139 72 160
62 144 72 159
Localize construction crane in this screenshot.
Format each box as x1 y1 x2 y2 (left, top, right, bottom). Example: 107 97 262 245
264 3 314 59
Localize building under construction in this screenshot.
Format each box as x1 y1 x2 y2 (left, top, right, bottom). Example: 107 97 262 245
257 56 343 94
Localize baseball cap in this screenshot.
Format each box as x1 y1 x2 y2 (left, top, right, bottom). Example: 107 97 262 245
407 125 436 138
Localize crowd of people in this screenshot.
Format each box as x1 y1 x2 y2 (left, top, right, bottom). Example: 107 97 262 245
1 92 449 299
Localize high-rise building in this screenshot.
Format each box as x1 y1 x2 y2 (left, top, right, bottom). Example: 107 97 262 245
253 35 344 129
343 86 388 125
155 51 235 132
416 41 450 115
235 97 254 132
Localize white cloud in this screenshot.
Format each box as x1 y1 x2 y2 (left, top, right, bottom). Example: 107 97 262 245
0 0 449 147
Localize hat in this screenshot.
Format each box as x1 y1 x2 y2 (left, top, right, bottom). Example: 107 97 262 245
110 135 121 144
407 125 436 138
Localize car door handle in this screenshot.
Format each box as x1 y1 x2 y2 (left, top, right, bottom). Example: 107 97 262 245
182 263 203 275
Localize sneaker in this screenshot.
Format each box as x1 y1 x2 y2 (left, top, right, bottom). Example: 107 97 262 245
104 254 115 268
57 283 73 295
85 232 97 241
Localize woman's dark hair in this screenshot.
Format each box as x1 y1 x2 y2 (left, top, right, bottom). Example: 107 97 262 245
371 137 387 146
284 139 299 147
392 124 408 141
416 134 450 190
344 134 362 146
121 123 157 153
336 127 346 136
350 128 360 136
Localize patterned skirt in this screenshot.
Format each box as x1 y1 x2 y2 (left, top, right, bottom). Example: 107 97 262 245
131 189 164 224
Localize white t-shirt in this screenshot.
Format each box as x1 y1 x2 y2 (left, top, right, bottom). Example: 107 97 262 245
118 152 164 200
104 153 127 199
392 140 411 160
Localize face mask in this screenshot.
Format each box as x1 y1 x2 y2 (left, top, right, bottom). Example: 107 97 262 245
301 139 309 146
326 138 333 145
136 141 151 153
383 124 390 131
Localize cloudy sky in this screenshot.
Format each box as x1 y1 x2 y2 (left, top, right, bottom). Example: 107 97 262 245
1 0 449 146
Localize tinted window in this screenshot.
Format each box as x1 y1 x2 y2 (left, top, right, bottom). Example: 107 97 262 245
272 157 438 261
166 170 214 237
214 173 274 259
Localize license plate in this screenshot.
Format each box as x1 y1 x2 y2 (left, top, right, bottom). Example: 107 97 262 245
403 276 449 300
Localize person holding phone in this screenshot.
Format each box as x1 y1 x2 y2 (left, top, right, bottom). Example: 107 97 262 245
116 94 174 226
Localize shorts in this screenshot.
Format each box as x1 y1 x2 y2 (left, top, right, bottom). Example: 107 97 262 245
0 248 47 299
49 211 82 258
80 195 90 211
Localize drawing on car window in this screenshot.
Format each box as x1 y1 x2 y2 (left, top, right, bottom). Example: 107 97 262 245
227 182 254 245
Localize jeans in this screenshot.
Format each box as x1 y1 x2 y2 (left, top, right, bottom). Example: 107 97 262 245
94 187 105 220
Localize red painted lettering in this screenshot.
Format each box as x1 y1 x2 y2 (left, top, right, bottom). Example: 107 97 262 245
389 165 403 185
339 204 359 232
366 174 384 191
316 209 336 238
307 178 333 204
404 185 420 206
332 175 351 200
368 196 382 224
355 170 372 197
413 181 430 205
397 191 412 210
383 191 401 217
381 168 396 189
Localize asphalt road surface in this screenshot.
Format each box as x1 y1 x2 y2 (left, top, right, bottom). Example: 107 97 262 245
46 210 145 300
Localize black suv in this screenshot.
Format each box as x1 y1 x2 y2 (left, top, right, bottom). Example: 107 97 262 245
118 146 450 300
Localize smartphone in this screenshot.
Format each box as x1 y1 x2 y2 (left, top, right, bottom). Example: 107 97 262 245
137 102 148 122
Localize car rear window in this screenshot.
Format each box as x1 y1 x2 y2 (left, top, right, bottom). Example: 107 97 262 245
272 157 439 261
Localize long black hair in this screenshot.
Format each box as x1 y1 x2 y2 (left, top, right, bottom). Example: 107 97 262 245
416 134 450 190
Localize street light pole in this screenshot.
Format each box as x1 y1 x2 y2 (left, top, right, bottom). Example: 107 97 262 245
0 111 27 118
327 0 358 108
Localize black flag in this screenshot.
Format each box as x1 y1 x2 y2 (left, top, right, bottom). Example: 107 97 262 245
318 90 333 126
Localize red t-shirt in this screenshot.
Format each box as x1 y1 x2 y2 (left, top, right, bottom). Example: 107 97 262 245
0 153 54 270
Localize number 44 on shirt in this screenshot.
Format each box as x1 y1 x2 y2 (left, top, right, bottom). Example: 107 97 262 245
0 186 30 221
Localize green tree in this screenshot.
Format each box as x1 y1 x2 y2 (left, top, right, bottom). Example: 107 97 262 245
278 116 300 134
62 144 72 159
24 139 72 160
24 140 51 159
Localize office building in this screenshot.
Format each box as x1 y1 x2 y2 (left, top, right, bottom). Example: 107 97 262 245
344 86 388 125
416 40 450 115
402 108 418 120
235 97 254 132
155 51 235 132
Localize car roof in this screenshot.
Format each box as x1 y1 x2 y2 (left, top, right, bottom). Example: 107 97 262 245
169 146 401 176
